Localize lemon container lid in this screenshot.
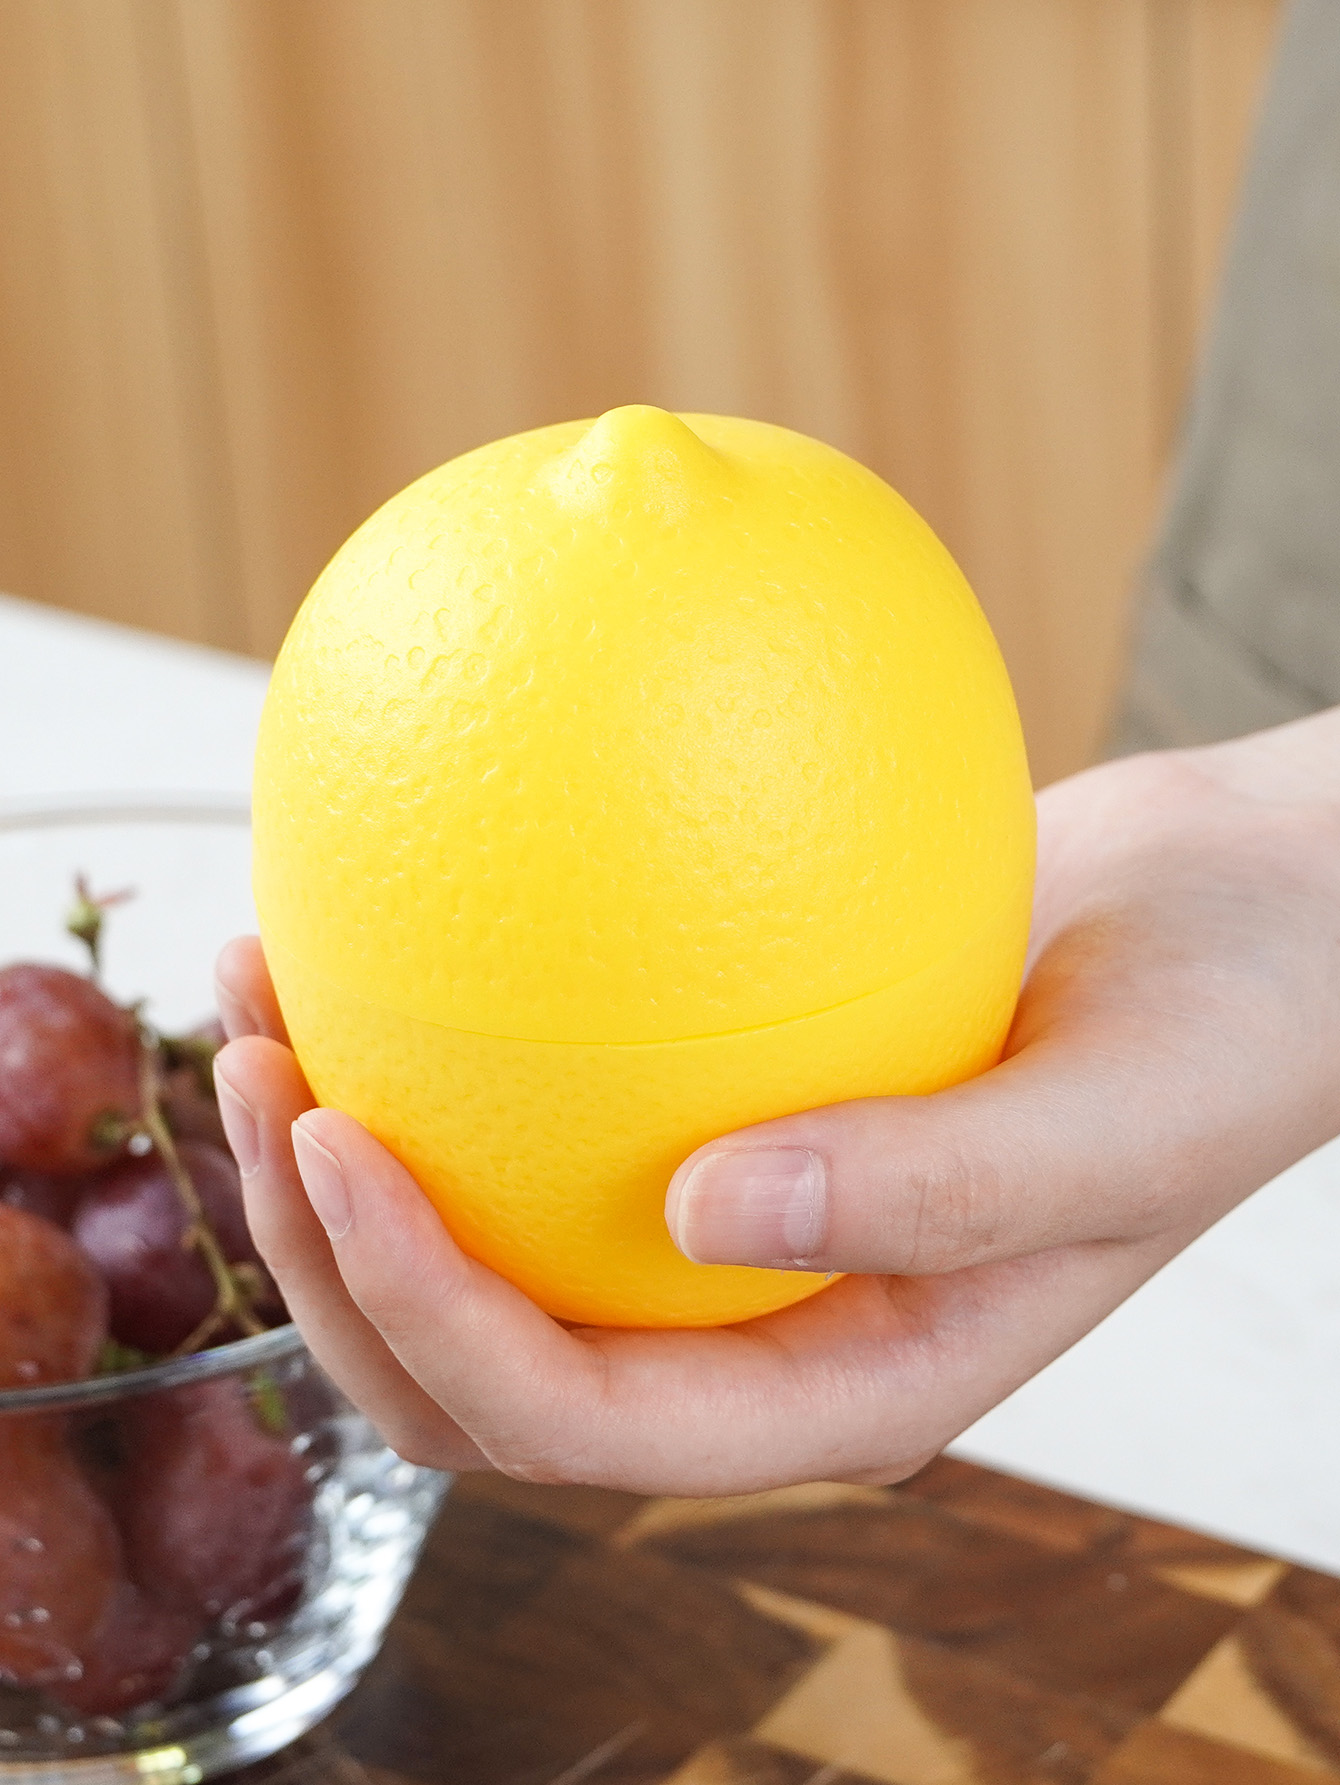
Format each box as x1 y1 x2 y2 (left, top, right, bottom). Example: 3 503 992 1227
252 408 1035 1046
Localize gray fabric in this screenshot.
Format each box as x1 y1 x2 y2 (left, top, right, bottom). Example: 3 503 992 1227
1114 0 1340 755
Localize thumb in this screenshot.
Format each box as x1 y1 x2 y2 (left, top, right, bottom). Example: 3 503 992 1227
663 1039 1188 1277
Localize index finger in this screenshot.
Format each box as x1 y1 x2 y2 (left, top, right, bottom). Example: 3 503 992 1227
215 1035 490 1473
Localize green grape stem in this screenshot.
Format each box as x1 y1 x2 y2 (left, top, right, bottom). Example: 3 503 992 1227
135 1031 266 1356
247 1368 289 1436
66 874 134 978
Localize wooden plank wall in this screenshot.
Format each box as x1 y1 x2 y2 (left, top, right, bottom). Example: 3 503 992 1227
0 0 1280 785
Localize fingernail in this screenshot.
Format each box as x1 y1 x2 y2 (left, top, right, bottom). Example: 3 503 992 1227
292 1118 352 1239
667 1147 826 1267
214 1071 260 1179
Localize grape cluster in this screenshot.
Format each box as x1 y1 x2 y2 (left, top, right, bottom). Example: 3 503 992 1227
0 952 305 1722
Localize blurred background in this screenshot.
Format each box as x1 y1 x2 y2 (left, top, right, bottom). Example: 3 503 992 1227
0 0 1280 786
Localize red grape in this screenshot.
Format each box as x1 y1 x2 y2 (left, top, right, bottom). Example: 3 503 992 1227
0 1425 122 1696
159 1068 227 1151
159 1019 228 1150
1 1167 81 1228
0 966 140 1174
118 1379 312 1623
73 1142 280 1354
55 1582 199 1717
0 1203 107 1389
0 1422 200 1715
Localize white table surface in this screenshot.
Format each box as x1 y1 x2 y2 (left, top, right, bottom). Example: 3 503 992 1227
3 588 1338 1572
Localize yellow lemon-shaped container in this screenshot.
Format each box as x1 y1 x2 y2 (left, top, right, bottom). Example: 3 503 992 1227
253 407 1035 1328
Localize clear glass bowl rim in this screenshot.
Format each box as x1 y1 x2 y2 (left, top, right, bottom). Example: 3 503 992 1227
0 791 302 1418
0 1324 306 1417
0 789 252 834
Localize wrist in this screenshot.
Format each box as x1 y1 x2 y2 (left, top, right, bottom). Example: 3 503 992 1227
1194 704 1340 808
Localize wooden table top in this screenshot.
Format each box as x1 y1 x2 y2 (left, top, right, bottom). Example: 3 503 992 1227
233 1457 1340 1785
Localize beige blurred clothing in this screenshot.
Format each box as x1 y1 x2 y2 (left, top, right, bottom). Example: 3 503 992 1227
1116 0 1340 754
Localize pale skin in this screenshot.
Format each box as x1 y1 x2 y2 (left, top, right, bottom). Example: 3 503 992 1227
213 707 1340 1494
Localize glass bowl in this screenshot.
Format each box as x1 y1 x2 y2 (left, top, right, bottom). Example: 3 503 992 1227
0 796 450 1783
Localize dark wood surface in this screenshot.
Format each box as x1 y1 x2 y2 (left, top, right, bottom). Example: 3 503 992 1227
234 1458 1340 1785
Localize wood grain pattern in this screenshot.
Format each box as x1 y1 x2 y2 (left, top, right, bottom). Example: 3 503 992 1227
1094 1721 1328 1785
0 0 1280 784
640 1499 1240 1714
898 1454 1285 1608
207 1455 1340 1785
339 1527 817 1784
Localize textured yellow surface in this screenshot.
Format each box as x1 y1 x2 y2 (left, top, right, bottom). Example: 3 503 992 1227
265 886 1028 1328
253 408 1035 1326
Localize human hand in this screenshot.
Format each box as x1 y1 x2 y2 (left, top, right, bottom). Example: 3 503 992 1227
213 708 1340 1494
